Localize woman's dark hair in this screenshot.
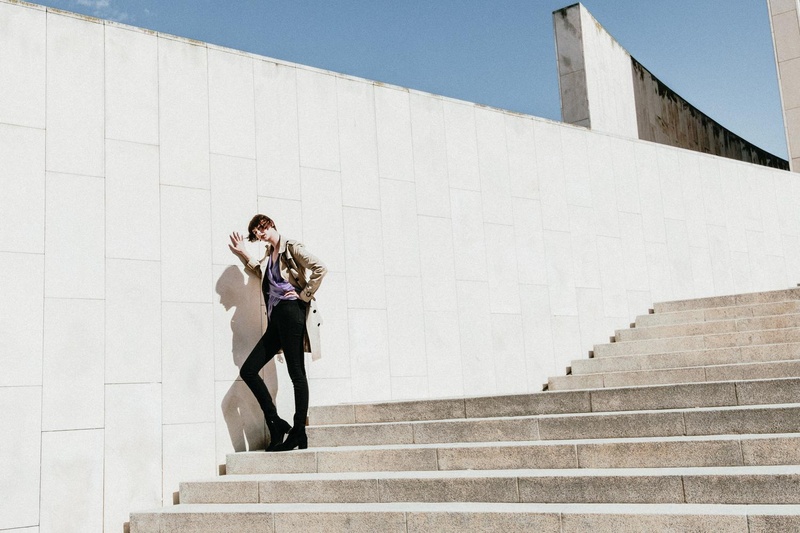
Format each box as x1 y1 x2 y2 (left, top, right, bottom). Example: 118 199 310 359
247 214 276 242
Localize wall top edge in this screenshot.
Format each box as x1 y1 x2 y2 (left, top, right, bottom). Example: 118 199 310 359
552 2 581 15
9 0 568 124
3 0 44 10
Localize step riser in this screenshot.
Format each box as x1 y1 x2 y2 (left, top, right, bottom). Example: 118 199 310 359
179 474 800 505
550 360 800 390
653 288 800 313
129 508 776 533
310 379 800 425
310 393 596 426
635 300 800 328
619 314 800 342
226 436 800 475
571 344 800 375
594 329 800 358
306 406 800 447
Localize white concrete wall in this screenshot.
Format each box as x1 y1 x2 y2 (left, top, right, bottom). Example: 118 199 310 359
553 3 639 137
2 1 800 531
768 0 800 170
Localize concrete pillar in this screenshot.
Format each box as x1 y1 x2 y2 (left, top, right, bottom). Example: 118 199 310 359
553 3 639 138
767 0 800 171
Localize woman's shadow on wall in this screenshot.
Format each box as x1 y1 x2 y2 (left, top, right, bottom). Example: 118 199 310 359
216 265 279 453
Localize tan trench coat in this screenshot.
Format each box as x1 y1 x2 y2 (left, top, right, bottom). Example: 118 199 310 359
245 237 327 360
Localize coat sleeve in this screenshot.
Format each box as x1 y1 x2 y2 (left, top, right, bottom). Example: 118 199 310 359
289 241 327 302
242 246 268 280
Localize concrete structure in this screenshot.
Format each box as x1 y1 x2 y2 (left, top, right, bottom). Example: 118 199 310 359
132 286 800 530
555 3 789 170
1 0 798 531
768 0 800 171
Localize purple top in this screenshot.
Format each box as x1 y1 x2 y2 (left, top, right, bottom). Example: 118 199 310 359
264 253 298 318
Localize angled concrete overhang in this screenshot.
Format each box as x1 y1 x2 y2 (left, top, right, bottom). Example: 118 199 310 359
554 2 789 170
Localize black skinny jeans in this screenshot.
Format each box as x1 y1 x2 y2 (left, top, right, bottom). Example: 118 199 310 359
240 299 309 429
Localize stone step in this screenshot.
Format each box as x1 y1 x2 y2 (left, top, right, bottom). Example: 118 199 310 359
593 327 800 358
177 466 800 505
550 360 800 390
128 502 800 533
617 312 800 342
570 343 800 375
634 300 800 328
653 287 800 314
306 403 800 447
312 378 800 427
225 434 800 475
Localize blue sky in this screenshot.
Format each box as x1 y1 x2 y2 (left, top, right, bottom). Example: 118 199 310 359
33 0 787 159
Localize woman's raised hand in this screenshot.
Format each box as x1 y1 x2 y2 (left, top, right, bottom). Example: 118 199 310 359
228 232 249 260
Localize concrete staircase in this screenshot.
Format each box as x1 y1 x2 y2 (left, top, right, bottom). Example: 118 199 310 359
130 287 800 532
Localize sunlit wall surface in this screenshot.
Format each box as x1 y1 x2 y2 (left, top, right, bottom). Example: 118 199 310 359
2 1 799 530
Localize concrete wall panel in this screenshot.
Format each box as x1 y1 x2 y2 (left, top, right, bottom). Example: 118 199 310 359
443 101 480 191
44 173 105 299
255 61 301 200
506 115 539 199
40 429 104 533
374 86 414 182
158 37 210 188
210 154 258 265
343 207 386 309
308 271 351 380
456 280 496 396
476 107 513 225
519 284 557 388
491 314 527 394
300 167 346 272
208 49 256 159
42 299 105 431
337 77 380 209
410 93 450 217
105 26 158 144
0 2 45 128
450 188 488 282
534 121 570 232
297 69 340 171
0 387 41 530
0 253 44 387
105 259 161 384
0 124 44 254
104 384 162 531
46 13 104 176
162 422 216 505
512 198 548 286
162 302 215 424
380 178 421 277
160 186 213 303
386 275 427 378
417 216 457 312
423 311 464 397
348 309 391 402
106 140 160 261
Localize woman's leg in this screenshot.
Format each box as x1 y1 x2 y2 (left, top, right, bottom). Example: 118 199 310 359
239 324 281 419
276 300 309 429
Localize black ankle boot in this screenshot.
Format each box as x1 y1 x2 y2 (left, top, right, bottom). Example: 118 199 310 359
265 417 291 452
272 427 307 451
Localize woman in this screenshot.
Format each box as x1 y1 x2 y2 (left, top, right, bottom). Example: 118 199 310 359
228 214 327 451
